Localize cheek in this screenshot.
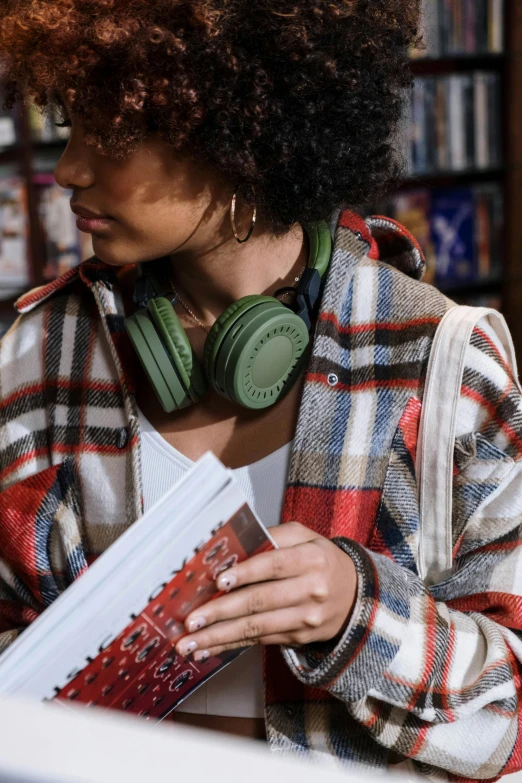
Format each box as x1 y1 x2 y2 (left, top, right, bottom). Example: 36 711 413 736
88 146 217 265
90 201 202 265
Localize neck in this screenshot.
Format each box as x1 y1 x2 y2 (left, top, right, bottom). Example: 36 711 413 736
168 218 308 326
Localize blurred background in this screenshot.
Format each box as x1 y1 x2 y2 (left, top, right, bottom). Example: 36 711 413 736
0 1 521 356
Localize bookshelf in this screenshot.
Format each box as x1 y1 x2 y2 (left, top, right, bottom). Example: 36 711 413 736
0 106 92 335
383 1 518 322
1 0 522 358
503 0 522 363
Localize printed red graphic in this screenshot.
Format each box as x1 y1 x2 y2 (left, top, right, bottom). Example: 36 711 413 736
53 504 272 721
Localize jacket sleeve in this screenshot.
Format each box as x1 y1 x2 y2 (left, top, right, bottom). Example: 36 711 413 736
0 313 87 654
0 460 87 654
283 315 522 779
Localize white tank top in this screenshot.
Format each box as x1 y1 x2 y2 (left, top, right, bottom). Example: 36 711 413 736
137 406 292 717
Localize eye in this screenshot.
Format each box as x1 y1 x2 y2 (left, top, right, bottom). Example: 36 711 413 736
54 118 72 128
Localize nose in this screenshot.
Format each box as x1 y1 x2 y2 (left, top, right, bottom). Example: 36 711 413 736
53 124 96 191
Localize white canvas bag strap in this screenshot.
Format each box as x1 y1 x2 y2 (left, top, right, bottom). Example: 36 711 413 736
417 305 518 586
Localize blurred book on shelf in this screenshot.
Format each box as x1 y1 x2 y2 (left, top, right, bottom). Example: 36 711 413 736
407 71 502 175
373 183 503 291
27 103 70 144
0 105 17 150
0 170 30 296
33 172 93 280
412 0 504 59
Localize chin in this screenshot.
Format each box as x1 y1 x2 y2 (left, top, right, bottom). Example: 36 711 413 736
90 236 141 267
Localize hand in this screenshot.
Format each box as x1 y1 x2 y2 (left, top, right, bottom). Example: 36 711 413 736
175 522 358 661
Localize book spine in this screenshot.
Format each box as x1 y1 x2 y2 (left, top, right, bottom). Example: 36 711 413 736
474 72 489 169
464 0 476 54
435 78 449 171
424 78 438 172
430 0 441 58
438 0 450 56
462 74 476 170
487 72 502 166
474 186 492 280
448 75 466 171
475 0 489 53
412 78 427 173
489 0 505 53
453 0 463 54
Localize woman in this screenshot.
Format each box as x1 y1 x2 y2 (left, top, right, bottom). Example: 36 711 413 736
0 0 521 778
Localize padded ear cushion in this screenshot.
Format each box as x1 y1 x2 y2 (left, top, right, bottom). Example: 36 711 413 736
203 295 276 380
124 310 192 412
147 297 207 403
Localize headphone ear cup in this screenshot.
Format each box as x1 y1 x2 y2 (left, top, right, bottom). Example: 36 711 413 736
204 295 310 409
203 295 262 381
147 298 207 404
124 309 193 413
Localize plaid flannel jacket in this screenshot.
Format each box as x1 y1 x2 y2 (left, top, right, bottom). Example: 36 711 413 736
1 210 522 780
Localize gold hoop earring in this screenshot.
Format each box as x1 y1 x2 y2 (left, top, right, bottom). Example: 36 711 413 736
230 185 257 244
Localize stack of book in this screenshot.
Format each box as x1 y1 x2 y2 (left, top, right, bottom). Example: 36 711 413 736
408 72 502 175
413 0 504 59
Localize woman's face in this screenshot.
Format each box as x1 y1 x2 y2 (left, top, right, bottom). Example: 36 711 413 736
54 120 231 267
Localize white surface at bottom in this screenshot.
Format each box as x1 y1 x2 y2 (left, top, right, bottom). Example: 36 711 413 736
0 698 405 783
0 697 520 783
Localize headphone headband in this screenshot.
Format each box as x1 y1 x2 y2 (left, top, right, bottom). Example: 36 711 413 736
307 220 332 278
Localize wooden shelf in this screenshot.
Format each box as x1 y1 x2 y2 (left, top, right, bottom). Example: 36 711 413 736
402 167 505 189
437 279 502 298
0 145 22 165
411 53 506 76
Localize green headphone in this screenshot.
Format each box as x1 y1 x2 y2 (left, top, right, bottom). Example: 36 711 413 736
123 220 332 412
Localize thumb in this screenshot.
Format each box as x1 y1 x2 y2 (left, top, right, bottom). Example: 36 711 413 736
269 521 320 548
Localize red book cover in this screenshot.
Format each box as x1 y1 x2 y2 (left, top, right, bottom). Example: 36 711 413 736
54 503 272 721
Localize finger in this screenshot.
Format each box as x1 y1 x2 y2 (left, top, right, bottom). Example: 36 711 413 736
194 634 304 660
185 576 310 632
216 540 324 591
269 521 320 549
175 607 304 658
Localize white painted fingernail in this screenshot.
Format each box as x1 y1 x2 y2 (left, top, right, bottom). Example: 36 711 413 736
187 617 206 633
178 639 198 657
194 650 210 663
217 573 237 591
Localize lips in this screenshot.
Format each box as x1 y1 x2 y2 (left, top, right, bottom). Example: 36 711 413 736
70 203 111 220
71 203 114 234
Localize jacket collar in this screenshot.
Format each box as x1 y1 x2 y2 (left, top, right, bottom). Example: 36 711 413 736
14 211 425 316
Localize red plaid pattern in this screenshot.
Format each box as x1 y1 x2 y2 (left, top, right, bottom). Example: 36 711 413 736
1 212 522 779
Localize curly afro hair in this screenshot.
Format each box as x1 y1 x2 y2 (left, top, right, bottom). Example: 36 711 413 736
0 0 420 233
